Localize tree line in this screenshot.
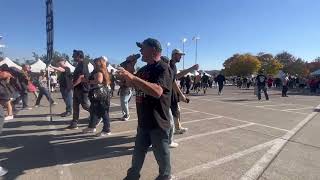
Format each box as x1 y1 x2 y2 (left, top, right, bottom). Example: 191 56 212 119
222 51 320 77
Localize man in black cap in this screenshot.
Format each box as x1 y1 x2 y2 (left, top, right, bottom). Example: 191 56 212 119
118 38 173 180
66 50 90 129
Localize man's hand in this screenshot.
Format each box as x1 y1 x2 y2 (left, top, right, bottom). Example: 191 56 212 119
117 67 135 81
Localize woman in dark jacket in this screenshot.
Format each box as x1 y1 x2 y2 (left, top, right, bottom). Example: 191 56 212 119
82 57 111 137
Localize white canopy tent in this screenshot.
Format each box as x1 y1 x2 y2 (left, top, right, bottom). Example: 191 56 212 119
30 59 46 73
65 61 75 72
88 62 94 72
108 64 117 72
0 57 22 70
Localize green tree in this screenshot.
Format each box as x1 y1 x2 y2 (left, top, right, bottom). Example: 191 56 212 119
223 53 261 76
257 53 283 75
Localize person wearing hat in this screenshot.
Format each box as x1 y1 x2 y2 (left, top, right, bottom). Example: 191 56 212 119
118 38 173 180
169 49 199 135
256 70 269 100
50 58 73 117
66 50 90 129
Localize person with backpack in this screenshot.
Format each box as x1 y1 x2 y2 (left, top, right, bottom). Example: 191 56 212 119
82 57 112 137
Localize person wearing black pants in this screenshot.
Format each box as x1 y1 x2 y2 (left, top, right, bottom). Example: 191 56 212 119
215 73 225 95
66 50 90 130
82 57 111 136
282 76 289 97
256 71 269 100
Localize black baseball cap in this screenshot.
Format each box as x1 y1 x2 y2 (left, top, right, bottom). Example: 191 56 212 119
136 38 162 52
72 50 84 59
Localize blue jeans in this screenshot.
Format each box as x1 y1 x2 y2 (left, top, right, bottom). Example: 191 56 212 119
60 87 73 113
35 87 54 105
120 87 132 117
125 127 171 180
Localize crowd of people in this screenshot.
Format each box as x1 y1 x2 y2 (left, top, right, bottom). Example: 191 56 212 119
2 37 320 178
0 38 201 179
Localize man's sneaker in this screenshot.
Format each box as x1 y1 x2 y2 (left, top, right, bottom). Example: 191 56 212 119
97 131 111 137
169 142 179 148
175 127 188 134
0 166 8 177
52 102 58 105
34 105 39 108
66 123 78 130
61 112 72 117
122 115 130 121
4 115 14 121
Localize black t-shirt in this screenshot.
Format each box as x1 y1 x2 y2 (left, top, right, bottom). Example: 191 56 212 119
202 75 209 84
135 60 173 130
58 67 72 90
73 61 90 92
256 74 267 86
216 74 225 85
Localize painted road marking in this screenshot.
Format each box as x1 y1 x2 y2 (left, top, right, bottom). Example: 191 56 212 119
173 139 278 179
182 108 290 132
61 123 257 167
240 105 320 180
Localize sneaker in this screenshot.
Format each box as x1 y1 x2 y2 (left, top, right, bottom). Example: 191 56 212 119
4 115 14 121
82 128 96 133
169 142 179 148
34 105 39 108
66 123 78 130
97 131 111 137
52 102 58 105
61 112 72 117
122 115 130 121
174 127 188 134
0 166 8 177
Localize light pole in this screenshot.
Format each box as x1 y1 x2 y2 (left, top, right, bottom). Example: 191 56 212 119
192 36 200 64
182 38 187 69
166 42 171 57
0 36 5 58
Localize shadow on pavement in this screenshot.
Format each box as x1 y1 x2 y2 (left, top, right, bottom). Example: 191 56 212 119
0 130 135 180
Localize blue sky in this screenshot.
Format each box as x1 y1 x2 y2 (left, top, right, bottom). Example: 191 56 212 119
1 0 320 70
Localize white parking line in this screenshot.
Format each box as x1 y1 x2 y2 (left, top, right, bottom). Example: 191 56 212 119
255 103 294 107
176 123 254 142
61 123 259 167
240 105 320 180
53 116 221 145
192 98 310 115
173 139 278 179
258 107 308 115
283 106 313 111
182 108 290 132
